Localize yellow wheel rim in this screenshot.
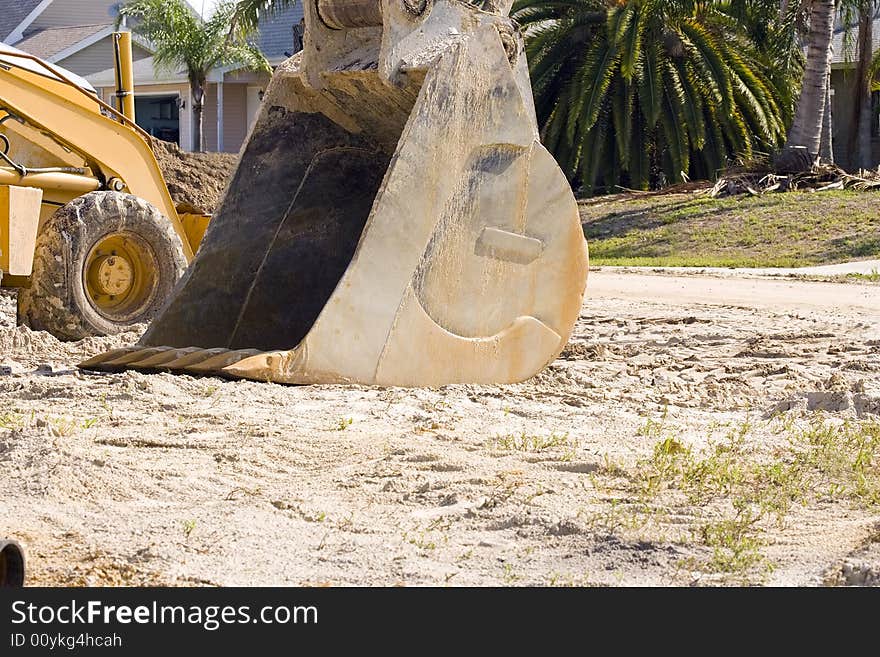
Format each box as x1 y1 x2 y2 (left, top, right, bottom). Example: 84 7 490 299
84 232 159 322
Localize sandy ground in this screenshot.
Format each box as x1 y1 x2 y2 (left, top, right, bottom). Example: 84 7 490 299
1 271 879 587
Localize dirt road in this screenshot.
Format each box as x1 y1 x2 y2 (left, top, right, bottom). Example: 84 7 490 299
1 271 878 586
590 270 880 313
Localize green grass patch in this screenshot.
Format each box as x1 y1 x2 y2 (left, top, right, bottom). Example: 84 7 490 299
845 270 880 283
580 190 880 267
598 414 880 578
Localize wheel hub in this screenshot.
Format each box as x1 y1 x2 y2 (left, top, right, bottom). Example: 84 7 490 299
83 231 159 321
89 254 134 297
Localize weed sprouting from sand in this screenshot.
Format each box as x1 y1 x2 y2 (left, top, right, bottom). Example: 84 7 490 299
501 563 520 584
182 519 197 540
99 393 114 420
0 412 25 430
637 418 665 439
482 471 526 508
637 405 670 439
330 417 354 431
547 572 605 587
1 410 102 435
697 507 769 575
582 499 653 534
494 431 577 456
524 484 550 504
404 529 440 551
548 572 586 587
49 417 81 437
791 416 880 505
224 486 262 501
595 454 627 480
199 385 219 399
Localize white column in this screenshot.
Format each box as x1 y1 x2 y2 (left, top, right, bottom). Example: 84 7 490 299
216 79 224 152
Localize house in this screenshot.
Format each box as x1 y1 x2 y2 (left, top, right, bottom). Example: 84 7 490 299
1 0 305 152
0 1 153 75
829 15 880 169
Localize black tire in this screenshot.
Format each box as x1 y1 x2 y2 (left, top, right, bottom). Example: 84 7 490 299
18 191 187 340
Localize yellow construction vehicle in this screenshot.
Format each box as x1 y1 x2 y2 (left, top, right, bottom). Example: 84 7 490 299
83 0 589 387
0 33 208 339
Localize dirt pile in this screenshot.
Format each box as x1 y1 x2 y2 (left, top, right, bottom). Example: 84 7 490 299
150 138 237 214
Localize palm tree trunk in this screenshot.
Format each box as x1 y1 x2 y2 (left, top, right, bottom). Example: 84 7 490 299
855 6 874 170
192 83 205 152
786 0 836 158
820 78 834 161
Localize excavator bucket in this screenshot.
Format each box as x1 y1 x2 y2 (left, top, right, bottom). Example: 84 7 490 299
81 0 588 386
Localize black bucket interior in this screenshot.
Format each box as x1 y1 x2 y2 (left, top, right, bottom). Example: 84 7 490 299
141 106 390 352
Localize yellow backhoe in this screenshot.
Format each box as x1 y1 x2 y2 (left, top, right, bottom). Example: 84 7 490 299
0 33 209 339
83 0 589 386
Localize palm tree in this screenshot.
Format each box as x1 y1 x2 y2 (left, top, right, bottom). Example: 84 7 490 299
513 0 790 194
782 0 836 167
120 0 270 151
728 0 803 125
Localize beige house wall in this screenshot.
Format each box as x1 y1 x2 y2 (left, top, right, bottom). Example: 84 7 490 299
202 82 250 153
57 36 150 76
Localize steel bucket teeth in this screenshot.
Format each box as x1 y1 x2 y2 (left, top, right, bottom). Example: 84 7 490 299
182 349 264 375
107 347 173 366
124 347 203 369
79 348 139 368
80 347 269 377
80 347 167 369
160 347 234 370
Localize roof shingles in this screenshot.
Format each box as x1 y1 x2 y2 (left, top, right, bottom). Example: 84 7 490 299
831 15 880 66
0 0 44 42
257 4 305 62
12 22 110 60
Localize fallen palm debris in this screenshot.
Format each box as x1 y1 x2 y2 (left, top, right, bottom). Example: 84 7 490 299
704 162 880 197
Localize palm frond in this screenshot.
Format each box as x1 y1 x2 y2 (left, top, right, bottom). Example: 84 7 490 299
515 0 793 194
